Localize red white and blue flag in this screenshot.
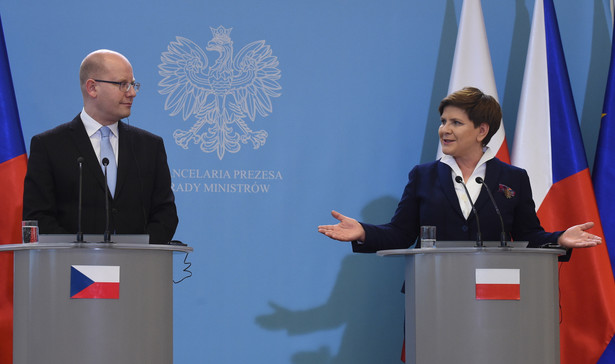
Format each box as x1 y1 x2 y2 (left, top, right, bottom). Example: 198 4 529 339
70 265 120 299
592 6 615 362
0 14 27 363
511 0 615 362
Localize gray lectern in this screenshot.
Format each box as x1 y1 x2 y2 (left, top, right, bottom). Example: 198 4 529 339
0 240 193 364
378 246 565 364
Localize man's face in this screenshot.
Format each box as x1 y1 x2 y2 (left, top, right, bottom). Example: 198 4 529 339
91 55 136 125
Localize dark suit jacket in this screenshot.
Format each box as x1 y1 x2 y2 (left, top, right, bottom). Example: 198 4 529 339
23 115 178 243
353 158 563 253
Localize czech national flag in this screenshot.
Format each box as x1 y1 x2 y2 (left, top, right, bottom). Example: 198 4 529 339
0 14 27 364
71 265 120 299
511 0 615 362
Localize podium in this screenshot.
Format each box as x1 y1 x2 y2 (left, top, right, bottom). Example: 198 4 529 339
378 246 565 364
0 241 193 364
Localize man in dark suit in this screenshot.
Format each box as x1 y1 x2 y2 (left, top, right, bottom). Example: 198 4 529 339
23 49 178 243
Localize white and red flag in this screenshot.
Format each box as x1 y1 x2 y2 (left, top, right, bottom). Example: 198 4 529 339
437 0 510 163
475 268 520 300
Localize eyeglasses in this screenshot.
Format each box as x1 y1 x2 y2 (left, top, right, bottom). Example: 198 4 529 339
94 79 141 92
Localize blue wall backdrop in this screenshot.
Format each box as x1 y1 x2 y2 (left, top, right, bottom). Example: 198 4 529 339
0 0 612 362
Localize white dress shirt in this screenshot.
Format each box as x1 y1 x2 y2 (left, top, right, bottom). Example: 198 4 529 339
439 147 496 219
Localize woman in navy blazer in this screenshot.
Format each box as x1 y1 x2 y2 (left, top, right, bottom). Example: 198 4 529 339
318 87 601 252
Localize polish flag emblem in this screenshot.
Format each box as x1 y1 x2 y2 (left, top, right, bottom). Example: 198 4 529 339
475 268 520 300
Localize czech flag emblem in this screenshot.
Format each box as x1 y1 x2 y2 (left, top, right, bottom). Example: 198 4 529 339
70 265 120 299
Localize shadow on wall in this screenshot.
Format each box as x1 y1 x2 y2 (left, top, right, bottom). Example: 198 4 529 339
255 196 406 364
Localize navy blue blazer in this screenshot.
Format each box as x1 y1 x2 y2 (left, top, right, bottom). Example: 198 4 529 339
23 115 178 243
353 158 562 253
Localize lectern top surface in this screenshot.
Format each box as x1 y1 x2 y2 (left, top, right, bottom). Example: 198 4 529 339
377 245 566 257
0 242 193 253
435 240 528 248
39 234 149 244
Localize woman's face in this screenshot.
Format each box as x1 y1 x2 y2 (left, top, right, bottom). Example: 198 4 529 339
438 105 488 159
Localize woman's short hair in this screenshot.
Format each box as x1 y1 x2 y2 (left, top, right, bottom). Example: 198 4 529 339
438 87 502 146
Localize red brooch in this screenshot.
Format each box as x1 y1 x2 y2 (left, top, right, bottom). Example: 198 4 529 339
498 184 516 199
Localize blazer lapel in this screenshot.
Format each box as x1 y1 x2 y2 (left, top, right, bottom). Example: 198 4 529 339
437 162 465 218
476 159 503 210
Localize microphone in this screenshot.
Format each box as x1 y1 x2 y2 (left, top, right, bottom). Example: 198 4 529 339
476 177 508 247
102 157 111 244
76 157 84 243
455 176 483 247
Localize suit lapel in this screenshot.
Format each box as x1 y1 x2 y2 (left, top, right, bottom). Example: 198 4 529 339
437 162 465 218
67 116 106 191
115 121 131 198
476 159 503 211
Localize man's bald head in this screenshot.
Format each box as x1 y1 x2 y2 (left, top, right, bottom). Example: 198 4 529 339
79 50 131 93
79 49 136 125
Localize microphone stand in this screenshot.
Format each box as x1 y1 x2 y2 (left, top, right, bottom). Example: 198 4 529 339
455 176 483 247
476 177 508 247
76 157 84 243
102 158 111 244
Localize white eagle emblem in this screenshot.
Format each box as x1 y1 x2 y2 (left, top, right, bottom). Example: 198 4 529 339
158 26 282 159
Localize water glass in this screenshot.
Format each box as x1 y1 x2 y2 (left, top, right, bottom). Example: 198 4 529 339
22 220 38 244
420 225 436 248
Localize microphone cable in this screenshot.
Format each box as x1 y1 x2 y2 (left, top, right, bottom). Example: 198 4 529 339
173 251 193 284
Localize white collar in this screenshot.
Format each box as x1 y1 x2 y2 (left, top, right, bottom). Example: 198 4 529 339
80 108 119 138
439 146 495 180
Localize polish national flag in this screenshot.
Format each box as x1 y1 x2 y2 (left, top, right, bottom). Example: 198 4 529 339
437 0 510 163
475 268 520 300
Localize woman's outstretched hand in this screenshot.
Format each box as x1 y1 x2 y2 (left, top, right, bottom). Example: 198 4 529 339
318 210 366 242
557 222 602 248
